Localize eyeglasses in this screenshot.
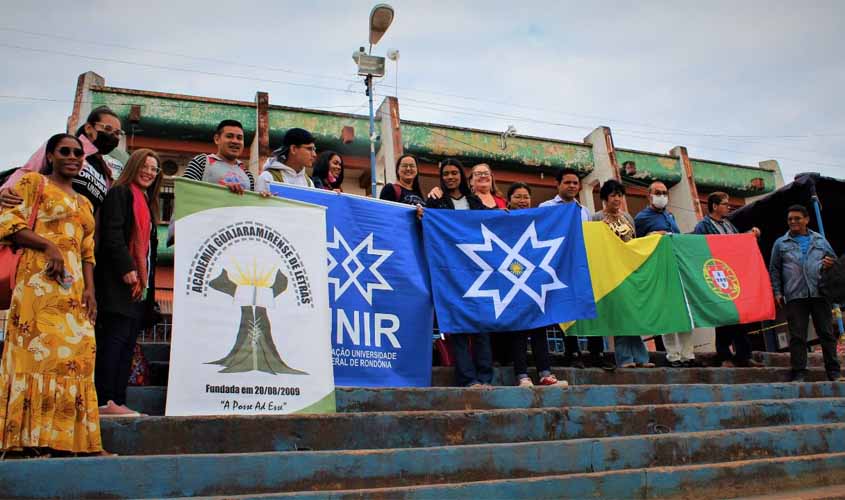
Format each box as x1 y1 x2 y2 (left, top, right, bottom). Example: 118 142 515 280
399 163 417 170
510 194 531 200
297 145 317 153
652 191 668 196
56 147 84 158
141 166 162 174
95 122 125 138
473 172 492 178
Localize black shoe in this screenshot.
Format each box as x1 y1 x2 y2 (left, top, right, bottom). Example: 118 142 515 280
791 371 807 383
668 360 684 368
592 355 616 372
828 372 844 382
683 359 702 368
571 356 586 369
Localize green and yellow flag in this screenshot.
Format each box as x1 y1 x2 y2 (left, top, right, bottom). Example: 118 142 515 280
566 222 691 336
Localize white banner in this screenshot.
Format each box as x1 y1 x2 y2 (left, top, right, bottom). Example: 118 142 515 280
166 205 334 416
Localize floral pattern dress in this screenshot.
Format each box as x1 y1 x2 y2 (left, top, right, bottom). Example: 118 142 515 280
0 172 101 452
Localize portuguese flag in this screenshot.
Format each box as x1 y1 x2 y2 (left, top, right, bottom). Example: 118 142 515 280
672 233 776 327
567 223 691 337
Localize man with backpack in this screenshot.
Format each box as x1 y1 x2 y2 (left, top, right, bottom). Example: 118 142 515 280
257 128 317 190
183 119 255 193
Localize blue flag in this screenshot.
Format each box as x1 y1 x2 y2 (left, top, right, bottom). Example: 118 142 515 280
422 204 596 333
270 184 433 387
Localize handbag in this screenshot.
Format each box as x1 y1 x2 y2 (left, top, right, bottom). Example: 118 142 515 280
0 176 46 310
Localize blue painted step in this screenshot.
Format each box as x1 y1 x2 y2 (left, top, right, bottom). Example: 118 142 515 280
2 424 844 499
226 452 845 499
101 398 845 455
126 382 845 416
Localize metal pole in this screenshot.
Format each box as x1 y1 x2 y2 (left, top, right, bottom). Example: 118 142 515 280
811 194 845 335
367 74 378 198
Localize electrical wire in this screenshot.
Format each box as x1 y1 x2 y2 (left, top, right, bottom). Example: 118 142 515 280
0 39 840 171
3 26 843 141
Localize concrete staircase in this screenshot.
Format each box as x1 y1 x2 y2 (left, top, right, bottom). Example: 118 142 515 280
1 345 844 499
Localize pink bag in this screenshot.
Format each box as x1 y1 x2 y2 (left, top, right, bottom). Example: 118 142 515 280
0 176 45 310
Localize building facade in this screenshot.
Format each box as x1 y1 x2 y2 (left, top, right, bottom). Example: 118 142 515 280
65 71 784 347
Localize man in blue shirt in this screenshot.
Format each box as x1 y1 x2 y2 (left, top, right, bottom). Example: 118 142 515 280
539 168 613 370
634 181 699 368
634 181 680 237
769 204 841 382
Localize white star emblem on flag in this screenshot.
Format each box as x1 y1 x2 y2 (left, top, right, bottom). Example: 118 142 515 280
327 228 393 305
457 222 566 318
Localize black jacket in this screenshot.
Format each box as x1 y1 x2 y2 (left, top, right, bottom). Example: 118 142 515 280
426 192 488 210
95 184 158 320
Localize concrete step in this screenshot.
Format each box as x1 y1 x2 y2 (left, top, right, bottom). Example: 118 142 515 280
126 382 845 416
4 424 844 499
140 343 830 368
130 362 833 392
731 484 845 499
448 366 832 386
210 452 845 499
100 397 845 455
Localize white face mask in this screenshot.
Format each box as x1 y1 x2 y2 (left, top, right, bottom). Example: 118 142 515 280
651 194 669 209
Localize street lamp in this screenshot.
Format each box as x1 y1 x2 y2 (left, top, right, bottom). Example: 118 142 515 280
353 3 394 197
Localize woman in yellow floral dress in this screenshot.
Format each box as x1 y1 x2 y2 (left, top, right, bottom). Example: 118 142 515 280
0 133 102 455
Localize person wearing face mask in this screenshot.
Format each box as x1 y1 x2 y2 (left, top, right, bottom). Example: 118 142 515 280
257 128 318 190
539 168 615 371
633 181 680 237
1 106 122 212
634 182 700 368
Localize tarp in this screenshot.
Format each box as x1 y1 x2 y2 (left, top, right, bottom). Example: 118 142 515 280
729 173 845 264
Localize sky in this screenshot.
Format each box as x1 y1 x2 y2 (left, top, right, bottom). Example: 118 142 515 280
1 0 843 183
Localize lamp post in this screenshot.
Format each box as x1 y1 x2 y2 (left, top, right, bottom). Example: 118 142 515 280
353 4 394 198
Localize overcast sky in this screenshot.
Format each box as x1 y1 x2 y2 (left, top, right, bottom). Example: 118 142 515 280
1 0 843 183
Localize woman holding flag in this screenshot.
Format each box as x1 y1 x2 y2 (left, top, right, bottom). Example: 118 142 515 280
424 159 493 387
506 182 566 386
592 180 654 369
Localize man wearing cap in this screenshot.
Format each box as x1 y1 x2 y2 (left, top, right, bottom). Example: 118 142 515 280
257 128 318 190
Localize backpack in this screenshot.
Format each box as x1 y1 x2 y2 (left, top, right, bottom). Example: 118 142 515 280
820 254 845 304
267 167 315 187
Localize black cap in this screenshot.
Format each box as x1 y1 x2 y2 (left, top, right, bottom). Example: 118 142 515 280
283 128 315 147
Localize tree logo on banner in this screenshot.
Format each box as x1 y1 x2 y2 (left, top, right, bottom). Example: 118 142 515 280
458 222 566 318
326 228 393 305
703 258 741 301
186 221 314 375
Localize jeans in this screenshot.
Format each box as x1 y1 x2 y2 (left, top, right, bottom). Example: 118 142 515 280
512 328 551 379
449 333 493 386
715 323 753 363
95 311 142 406
663 332 695 362
615 336 650 366
785 298 841 376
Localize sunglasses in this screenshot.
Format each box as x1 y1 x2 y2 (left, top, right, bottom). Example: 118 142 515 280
56 147 84 158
